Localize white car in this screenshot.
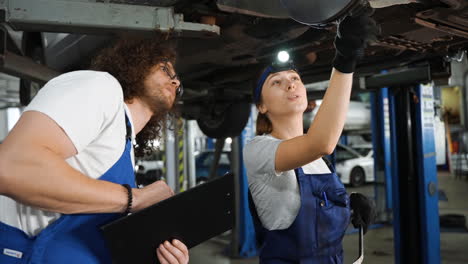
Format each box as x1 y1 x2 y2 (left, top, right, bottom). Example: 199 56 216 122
335 144 374 187
304 101 371 132
135 159 164 175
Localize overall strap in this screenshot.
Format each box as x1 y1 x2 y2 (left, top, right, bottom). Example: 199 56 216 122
294 167 305 182
294 167 304 175
322 157 335 173
125 114 132 141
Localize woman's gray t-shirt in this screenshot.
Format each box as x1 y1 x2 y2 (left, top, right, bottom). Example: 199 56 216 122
243 134 331 230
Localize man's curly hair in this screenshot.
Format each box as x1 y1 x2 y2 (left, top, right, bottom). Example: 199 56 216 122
90 35 178 157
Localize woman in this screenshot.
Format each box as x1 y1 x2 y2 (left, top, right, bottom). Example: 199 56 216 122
243 10 377 264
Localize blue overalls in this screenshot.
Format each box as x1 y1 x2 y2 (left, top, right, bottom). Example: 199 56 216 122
0 115 136 264
249 163 350 264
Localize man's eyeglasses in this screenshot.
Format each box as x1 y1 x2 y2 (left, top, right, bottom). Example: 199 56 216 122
161 63 183 96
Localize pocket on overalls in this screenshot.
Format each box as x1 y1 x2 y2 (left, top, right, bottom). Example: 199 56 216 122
316 188 350 250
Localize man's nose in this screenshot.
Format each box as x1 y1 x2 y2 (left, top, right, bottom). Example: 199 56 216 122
172 78 181 88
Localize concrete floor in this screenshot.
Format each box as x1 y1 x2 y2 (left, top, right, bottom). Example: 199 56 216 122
189 171 468 264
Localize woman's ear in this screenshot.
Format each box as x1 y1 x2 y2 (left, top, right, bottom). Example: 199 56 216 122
258 103 267 114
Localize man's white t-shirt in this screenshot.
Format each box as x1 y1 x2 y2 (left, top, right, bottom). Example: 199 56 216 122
0 70 136 237
243 134 331 230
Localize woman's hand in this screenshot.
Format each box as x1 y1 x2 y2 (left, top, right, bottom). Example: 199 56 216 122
350 193 376 234
156 239 189 264
332 6 379 73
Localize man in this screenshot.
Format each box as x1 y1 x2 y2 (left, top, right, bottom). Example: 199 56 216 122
0 36 189 264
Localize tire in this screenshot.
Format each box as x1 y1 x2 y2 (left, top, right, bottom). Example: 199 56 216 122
20 33 45 106
197 101 251 139
362 134 372 142
350 167 365 187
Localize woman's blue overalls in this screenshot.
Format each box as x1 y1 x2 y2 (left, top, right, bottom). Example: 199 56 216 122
249 161 350 264
0 114 135 264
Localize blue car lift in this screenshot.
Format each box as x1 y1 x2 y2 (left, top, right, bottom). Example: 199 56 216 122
369 62 444 264
232 105 258 258
370 86 393 221
392 82 441 264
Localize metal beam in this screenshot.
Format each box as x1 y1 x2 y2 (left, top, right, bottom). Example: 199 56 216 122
0 27 60 84
363 66 431 90
1 51 60 84
0 0 220 37
164 121 176 191
217 0 289 18
0 108 8 139
185 120 197 189
305 65 433 99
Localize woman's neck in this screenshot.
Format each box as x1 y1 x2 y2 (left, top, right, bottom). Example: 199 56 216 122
269 113 304 140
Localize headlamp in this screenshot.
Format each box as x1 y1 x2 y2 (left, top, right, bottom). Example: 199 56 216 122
277 51 290 63
253 51 297 103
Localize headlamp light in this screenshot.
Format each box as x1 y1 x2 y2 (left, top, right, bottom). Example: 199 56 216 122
277 51 290 63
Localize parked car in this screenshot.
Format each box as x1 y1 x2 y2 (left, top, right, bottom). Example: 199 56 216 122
195 150 231 183
304 101 371 132
135 151 164 186
335 144 374 187
349 144 373 158
0 0 465 139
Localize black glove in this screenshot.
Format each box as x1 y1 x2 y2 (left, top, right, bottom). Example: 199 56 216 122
332 7 379 73
349 192 375 234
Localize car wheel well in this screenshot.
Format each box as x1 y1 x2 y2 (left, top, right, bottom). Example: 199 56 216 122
197 100 251 139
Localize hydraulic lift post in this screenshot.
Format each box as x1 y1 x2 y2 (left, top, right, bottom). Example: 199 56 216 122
370 86 394 222
367 63 442 263
392 82 440 264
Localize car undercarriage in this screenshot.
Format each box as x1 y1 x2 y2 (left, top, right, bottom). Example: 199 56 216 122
0 0 466 137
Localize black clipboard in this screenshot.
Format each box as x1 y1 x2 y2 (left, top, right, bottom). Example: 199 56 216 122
101 172 235 264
